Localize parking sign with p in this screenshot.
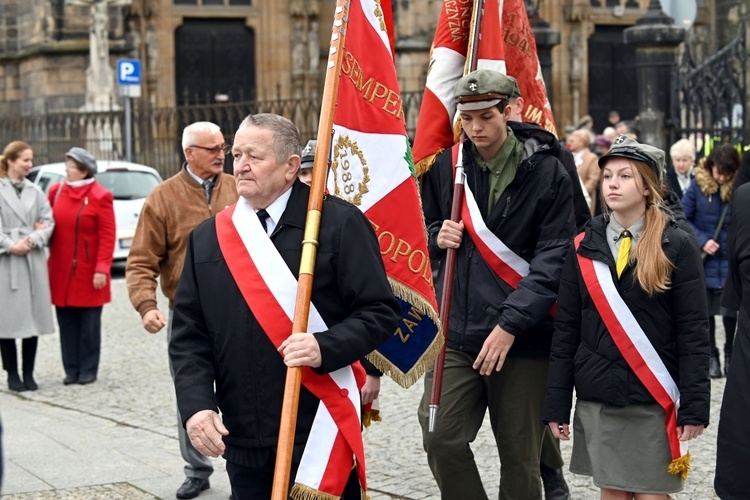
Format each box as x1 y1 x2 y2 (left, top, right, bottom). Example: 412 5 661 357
117 59 141 85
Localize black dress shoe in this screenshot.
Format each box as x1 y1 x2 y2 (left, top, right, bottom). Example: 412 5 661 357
176 477 210 499
540 463 570 500
63 375 79 385
78 374 97 385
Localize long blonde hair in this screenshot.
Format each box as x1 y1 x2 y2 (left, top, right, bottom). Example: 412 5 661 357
0 141 32 178
602 159 674 295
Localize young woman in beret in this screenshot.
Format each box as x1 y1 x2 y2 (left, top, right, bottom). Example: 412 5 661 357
544 136 710 499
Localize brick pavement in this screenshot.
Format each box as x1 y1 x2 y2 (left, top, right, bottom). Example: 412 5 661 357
1 271 728 499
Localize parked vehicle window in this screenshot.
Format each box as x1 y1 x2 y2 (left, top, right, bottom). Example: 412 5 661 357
37 173 65 193
97 171 160 200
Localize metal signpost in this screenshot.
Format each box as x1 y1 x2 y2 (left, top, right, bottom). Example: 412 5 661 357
117 59 142 162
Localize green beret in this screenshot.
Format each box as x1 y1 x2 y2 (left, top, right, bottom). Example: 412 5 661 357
454 69 515 111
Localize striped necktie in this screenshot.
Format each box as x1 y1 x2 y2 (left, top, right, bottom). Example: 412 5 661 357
616 230 632 278
202 177 215 204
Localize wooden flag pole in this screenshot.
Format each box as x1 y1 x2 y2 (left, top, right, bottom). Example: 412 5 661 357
271 1 352 498
427 0 485 431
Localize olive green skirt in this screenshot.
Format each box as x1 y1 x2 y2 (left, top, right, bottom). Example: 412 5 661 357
570 400 684 494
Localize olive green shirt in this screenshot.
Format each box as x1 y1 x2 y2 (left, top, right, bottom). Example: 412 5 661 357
471 127 524 213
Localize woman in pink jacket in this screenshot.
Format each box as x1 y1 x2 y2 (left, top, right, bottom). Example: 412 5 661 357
48 147 115 385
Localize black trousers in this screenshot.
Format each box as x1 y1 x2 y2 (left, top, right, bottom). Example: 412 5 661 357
226 453 361 499
56 306 102 378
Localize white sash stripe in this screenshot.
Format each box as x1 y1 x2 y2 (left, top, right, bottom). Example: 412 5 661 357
463 181 530 276
592 260 680 405
230 198 361 489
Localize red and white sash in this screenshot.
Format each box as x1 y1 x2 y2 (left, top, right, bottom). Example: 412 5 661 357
451 144 529 288
574 232 690 477
215 199 367 498
451 145 557 316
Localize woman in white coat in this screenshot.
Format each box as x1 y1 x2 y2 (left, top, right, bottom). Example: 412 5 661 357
0 141 55 391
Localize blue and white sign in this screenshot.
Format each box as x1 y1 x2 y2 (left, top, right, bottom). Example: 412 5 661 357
117 59 141 85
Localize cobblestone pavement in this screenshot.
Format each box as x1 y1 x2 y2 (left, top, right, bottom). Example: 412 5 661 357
1 269 728 499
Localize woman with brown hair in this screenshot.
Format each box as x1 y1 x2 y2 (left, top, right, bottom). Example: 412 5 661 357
682 144 740 378
0 141 55 391
544 136 710 499
47 147 115 385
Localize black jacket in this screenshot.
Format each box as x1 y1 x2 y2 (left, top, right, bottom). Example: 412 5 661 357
169 181 401 464
543 215 710 427
715 183 750 498
421 123 575 356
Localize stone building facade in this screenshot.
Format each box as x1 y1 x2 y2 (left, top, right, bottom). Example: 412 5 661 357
0 0 744 137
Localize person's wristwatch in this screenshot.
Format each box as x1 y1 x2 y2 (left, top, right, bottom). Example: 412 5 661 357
26 238 37 249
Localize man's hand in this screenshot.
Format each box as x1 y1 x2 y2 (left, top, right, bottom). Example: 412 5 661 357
437 220 465 250
142 309 167 334
549 422 570 440
677 424 704 441
93 272 107 290
186 410 228 458
279 332 322 368
361 374 381 406
473 324 515 376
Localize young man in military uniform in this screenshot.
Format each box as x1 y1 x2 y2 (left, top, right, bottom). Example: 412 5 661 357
419 69 575 499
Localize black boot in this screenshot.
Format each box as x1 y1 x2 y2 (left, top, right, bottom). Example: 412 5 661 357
724 349 731 377
540 462 570 500
23 371 37 391
7 372 26 392
0 339 26 392
709 355 722 379
22 337 38 390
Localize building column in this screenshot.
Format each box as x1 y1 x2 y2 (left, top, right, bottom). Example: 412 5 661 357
624 0 685 150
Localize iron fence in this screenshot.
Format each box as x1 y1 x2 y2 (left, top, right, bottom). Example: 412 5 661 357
669 21 747 157
0 92 424 180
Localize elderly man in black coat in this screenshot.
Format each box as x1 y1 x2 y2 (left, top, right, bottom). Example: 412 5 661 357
169 113 401 499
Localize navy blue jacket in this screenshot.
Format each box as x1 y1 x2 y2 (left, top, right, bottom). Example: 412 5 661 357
682 166 734 289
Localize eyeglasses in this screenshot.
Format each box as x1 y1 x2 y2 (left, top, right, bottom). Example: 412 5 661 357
190 144 231 156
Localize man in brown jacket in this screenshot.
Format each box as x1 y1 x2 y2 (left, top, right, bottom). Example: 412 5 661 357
126 121 238 499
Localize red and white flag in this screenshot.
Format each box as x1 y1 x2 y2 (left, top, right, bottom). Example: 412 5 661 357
412 0 556 176
328 0 442 388
502 0 557 135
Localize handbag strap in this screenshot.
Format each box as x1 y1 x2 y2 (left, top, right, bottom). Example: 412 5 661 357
711 203 730 242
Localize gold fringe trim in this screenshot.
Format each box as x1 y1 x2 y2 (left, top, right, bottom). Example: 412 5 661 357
291 483 340 500
414 152 439 177
667 451 691 480
366 278 444 388
362 409 381 428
